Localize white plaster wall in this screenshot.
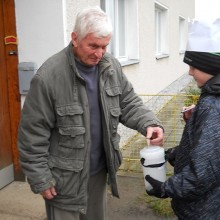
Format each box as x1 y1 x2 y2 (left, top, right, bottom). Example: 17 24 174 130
15 0 65 68
122 0 195 94
15 0 194 96
15 0 100 106
63 0 100 44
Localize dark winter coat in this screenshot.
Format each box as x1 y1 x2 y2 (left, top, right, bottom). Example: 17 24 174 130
164 74 220 219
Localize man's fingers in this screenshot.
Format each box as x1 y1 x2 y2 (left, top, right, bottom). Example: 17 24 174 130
41 187 57 199
50 187 57 196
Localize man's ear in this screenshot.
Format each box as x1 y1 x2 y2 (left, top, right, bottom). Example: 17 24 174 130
71 32 78 47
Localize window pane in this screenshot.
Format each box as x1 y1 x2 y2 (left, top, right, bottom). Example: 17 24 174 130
155 9 162 53
155 3 168 56
179 17 185 51
102 0 139 62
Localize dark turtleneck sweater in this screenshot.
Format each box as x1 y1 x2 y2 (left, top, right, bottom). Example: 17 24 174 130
75 58 106 176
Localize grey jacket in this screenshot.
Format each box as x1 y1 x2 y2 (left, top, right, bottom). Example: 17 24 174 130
18 43 162 213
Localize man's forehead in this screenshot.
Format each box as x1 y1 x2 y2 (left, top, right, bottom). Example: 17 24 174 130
83 33 111 45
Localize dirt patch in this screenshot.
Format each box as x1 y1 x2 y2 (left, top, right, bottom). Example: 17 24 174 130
107 174 177 220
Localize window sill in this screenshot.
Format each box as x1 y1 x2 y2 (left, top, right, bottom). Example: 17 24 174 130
119 59 140 67
155 54 169 60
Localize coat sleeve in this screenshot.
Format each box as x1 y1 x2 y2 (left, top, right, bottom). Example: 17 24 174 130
119 70 163 136
18 72 56 193
164 105 220 199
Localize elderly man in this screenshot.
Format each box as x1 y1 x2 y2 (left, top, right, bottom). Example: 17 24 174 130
18 6 164 220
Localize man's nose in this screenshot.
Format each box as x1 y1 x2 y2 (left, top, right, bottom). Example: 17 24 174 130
95 48 104 58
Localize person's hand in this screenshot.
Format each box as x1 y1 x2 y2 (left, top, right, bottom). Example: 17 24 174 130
146 126 164 146
41 187 57 200
145 175 168 198
182 104 195 122
165 147 176 167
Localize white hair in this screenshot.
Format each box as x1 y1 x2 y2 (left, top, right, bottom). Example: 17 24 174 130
73 6 113 41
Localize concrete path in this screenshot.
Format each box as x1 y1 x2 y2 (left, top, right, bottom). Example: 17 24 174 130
0 181 46 220
0 175 177 220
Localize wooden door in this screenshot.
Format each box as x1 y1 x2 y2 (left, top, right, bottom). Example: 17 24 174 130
0 0 22 189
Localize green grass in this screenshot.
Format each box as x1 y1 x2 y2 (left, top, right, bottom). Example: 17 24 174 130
183 86 201 106
141 164 175 218
137 191 175 218
144 194 175 217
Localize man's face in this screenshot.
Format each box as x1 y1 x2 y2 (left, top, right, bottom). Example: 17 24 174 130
71 32 111 67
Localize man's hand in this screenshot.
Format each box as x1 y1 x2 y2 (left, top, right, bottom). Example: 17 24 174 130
145 175 168 198
41 187 57 200
146 126 164 146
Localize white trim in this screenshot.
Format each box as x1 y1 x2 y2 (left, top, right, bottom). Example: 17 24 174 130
156 54 169 60
0 165 14 189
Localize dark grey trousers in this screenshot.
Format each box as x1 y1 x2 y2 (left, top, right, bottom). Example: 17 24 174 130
45 169 107 220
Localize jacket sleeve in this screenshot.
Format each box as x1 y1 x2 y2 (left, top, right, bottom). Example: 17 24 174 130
164 105 220 199
18 72 56 193
119 70 163 136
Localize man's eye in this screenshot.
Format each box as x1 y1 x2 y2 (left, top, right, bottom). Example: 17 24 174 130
90 45 97 49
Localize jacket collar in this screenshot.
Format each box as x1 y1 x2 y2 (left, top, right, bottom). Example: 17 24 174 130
66 42 114 79
202 74 220 94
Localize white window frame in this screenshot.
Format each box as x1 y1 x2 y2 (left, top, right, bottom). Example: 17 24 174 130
101 0 139 66
155 2 169 59
179 16 186 53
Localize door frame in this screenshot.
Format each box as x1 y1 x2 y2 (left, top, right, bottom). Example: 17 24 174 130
0 0 23 181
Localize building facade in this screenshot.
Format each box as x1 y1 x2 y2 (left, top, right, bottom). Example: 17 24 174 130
0 0 195 188
16 0 195 95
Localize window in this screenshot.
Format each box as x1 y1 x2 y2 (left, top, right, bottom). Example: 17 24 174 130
179 16 186 53
101 0 139 65
155 2 168 59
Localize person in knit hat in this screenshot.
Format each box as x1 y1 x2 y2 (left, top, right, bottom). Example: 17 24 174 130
145 18 220 219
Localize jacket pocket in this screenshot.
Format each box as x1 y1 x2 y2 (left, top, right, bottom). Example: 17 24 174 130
105 86 122 108
105 86 122 96
109 108 122 171
56 104 83 126
112 133 122 171
110 107 121 133
58 126 85 159
48 155 83 196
